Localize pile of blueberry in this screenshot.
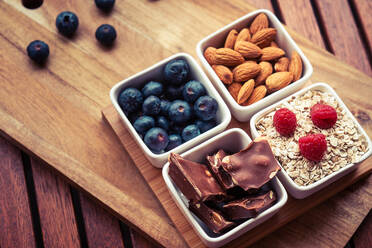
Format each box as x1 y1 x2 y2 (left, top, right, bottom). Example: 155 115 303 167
26 0 117 64
118 59 219 154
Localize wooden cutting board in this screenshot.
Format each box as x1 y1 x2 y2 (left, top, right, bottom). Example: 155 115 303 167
0 0 372 247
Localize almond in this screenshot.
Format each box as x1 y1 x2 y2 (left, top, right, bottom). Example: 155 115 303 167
212 65 233 85
224 29 238 49
274 57 290 72
233 62 261 82
204 47 217 65
234 41 262 59
270 41 279 48
255 61 272 86
289 51 303 81
228 83 242 101
265 71 293 93
243 85 267 105
251 28 276 48
260 47 285 61
215 48 245 67
237 79 255 104
250 13 269 34
235 28 251 46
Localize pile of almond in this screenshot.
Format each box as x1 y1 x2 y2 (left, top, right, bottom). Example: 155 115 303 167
204 13 303 106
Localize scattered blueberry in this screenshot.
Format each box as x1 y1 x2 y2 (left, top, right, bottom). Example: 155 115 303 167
163 59 189 85
144 127 169 152
56 11 79 37
194 96 218 121
166 134 183 151
156 116 170 131
27 40 49 64
95 0 115 12
182 124 200 142
165 84 184 100
133 116 155 134
195 119 216 133
95 24 117 46
182 80 206 103
160 100 171 116
168 100 192 124
142 81 163 98
142 95 161 116
118 88 143 114
22 0 43 9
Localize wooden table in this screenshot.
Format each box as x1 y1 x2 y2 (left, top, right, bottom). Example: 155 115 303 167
0 0 371 248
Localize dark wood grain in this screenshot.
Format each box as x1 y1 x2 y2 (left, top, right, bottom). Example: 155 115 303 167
130 228 158 248
79 193 125 248
277 0 325 49
0 137 35 248
31 158 80 248
315 0 372 76
352 0 372 54
353 209 372 248
246 0 274 12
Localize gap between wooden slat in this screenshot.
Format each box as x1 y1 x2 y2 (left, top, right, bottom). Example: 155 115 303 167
310 0 334 53
21 152 45 248
120 222 134 248
70 187 89 248
270 0 285 23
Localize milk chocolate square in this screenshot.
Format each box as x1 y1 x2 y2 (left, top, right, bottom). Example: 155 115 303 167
221 137 281 191
168 153 225 203
222 190 277 220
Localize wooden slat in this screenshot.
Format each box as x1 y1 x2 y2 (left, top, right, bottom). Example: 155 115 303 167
130 229 158 248
353 209 372 248
246 0 274 12
0 137 35 248
277 0 325 49
352 0 372 51
79 193 125 248
315 0 372 76
31 158 80 248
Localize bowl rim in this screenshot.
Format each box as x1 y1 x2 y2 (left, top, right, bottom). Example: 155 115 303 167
162 128 288 243
110 52 232 162
250 82 372 192
196 9 313 112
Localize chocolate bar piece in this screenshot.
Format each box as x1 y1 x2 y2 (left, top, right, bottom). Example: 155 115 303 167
222 190 277 220
221 137 281 191
168 153 225 203
189 201 235 234
206 149 235 191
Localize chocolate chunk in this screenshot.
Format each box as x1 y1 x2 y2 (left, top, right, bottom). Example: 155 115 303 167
189 201 235 234
221 137 281 191
222 190 277 220
168 153 225 203
206 149 235 191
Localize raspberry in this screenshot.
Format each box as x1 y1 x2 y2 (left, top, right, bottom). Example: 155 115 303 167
273 108 297 136
310 103 337 129
299 133 327 162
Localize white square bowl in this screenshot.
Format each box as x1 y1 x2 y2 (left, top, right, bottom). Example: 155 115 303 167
196 9 313 122
162 128 288 248
250 82 372 199
110 53 231 168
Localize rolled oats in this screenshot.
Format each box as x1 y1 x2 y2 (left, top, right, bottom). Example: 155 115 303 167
256 90 369 186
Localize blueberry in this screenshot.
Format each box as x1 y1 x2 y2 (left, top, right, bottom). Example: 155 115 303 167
169 123 185 135
156 116 169 131
27 40 49 64
195 119 216 133
182 80 206 103
182 124 200 142
133 116 155 134
160 100 171 116
142 96 161 116
168 100 191 124
163 59 189 85
95 0 115 12
165 84 184 100
144 127 169 152
166 134 183 151
118 88 143 114
95 24 117 46
56 11 79 37
142 81 163 98
194 96 218 121
129 111 143 123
